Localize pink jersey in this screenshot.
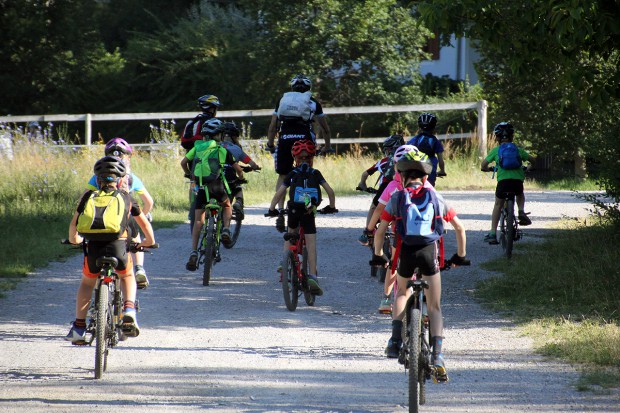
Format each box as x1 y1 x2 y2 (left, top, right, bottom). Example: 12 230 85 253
378 173 434 206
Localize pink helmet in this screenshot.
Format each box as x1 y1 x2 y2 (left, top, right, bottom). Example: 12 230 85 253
104 137 132 156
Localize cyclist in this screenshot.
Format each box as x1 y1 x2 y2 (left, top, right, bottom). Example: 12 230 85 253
181 118 243 271
372 147 469 383
181 94 222 152
266 74 332 232
406 113 446 186
357 134 404 245
480 122 536 244
266 139 337 296
220 121 261 217
86 137 154 289
65 156 156 344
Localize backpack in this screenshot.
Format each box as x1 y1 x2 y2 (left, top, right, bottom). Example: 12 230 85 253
288 163 322 208
412 134 437 157
396 186 444 246
181 114 208 151
277 91 313 121
498 142 522 170
76 189 130 241
193 140 228 187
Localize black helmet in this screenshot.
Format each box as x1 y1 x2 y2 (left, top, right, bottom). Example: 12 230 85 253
223 121 240 137
417 113 437 131
383 134 405 152
493 122 514 140
94 156 127 178
290 74 311 92
197 94 222 113
201 118 225 137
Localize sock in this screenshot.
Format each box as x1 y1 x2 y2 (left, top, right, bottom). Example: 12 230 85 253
432 336 444 357
391 320 403 341
74 318 86 329
123 300 135 310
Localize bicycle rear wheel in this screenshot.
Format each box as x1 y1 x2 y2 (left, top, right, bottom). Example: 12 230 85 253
302 247 315 306
282 250 299 311
504 199 515 259
202 215 216 286
408 306 422 413
94 284 110 379
223 208 242 249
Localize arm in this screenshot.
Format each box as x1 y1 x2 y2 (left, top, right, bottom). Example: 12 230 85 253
480 158 491 172
448 215 467 257
357 170 370 190
321 181 336 208
233 162 244 180
373 219 390 256
138 190 154 216
316 116 332 151
437 152 446 174
367 203 386 231
181 157 191 176
68 211 83 245
134 213 156 247
267 114 279 148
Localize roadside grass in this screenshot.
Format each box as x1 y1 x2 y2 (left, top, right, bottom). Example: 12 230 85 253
477 217 620 390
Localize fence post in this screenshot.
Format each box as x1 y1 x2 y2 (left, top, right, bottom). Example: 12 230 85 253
85 113 92 146
476 100 488 158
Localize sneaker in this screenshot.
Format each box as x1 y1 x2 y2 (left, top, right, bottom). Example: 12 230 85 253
121 308 140 337
186 251 198 271
358 233 369 246
307 275 324 296
221 228 232 246
64 322 86 345
518 211 532 226
385 337 402 359
233 200 244 220
378 296 393 314
484 233 499 245
135 265 149 289
275 214 286 233
432 354 449 383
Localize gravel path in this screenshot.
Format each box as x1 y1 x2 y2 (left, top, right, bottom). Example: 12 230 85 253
1 191 618 412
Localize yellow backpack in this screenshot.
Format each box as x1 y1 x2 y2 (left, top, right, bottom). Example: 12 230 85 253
76 189 129 241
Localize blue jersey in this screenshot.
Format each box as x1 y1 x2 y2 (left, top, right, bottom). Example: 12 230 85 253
87 173 147 195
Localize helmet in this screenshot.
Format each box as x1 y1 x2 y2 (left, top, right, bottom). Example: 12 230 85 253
94 156 127 178
393 144 416 163
396 147 433 175
382 134 405 152
223 121 240 137
104 137 133 156
290 74 312 92
417 113 437 131
291 139 316 157
197 94 222 113
493 122 514 140
201 118 225 137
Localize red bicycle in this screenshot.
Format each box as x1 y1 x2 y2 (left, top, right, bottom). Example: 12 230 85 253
281 227 315 311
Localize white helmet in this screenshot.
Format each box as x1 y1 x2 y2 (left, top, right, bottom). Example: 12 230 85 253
393 144 417 162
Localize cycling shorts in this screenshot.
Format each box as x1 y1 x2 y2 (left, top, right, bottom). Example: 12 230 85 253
495 179 524 199
286 201 317 235
398 241 440 278
83 239 132 279
275 133 315 175
195 180 229 209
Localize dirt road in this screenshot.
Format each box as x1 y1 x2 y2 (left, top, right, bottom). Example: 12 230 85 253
1 191 617 412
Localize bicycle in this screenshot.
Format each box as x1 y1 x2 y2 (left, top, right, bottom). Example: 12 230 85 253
223 165 259 249
63 240 158 379
196 198 224 286
356 186 391 281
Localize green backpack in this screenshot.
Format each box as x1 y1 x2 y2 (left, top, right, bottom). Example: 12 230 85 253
193 140 228 188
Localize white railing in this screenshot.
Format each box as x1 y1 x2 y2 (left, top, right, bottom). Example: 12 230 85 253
0 100 488 155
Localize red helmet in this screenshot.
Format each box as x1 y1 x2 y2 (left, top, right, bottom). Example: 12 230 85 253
291 139 316 157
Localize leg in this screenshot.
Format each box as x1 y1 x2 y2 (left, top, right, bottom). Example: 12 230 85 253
191 209 206 251
385 273 411 358
75 275 97 320
304 233 317 275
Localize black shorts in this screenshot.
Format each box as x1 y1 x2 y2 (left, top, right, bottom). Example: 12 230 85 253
495 179 524 199
372 181 390 206
398 242 440 278
286 201 317 235
195 180 228 209
128 216 140 239
275 133 315 175
84 239 130 277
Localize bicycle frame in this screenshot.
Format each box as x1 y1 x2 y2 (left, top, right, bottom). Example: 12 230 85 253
282 226 315 311
198 198 223 286
498 192 522 258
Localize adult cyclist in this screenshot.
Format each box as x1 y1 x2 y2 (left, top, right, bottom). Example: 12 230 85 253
181 94 222 152
266 74 332 232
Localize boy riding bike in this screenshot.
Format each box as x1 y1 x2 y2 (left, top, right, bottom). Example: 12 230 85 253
480 122 536 244
372 147 468 383
406 113 446 186
181 118 243 271
65 156 156 344
266 139 337 296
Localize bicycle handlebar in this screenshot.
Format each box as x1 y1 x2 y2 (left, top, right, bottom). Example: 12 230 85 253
356 186 378 194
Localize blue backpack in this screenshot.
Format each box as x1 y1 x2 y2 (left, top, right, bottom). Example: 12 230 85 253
411 134 437 157
396 186 444 246
498 142 522 170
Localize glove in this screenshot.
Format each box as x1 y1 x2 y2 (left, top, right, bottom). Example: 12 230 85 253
449 253 471 266
183 172 192 180
369 254 389 267
238 178 248 185
265 143 276 154
145 212 153 222
264 209 279 217
319 205 338 214
363 228 375 239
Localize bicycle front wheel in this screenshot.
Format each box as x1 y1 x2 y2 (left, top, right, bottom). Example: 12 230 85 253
504 199 515 259
408 307 422 413
223 208 242 249
94 284 110 379
202 215 216 286
282 250 299 311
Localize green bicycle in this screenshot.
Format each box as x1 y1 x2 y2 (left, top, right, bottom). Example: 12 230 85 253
197 198 223 286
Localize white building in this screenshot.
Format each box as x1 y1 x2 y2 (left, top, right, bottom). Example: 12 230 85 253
419 34 479 84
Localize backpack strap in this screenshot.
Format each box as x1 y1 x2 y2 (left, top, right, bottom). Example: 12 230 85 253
76 190 94 214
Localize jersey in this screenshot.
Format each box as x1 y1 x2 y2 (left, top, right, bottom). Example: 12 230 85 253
366 157 394 185
485 145 530 182
283 164 326 208
181 113 210 151
87 173 146 196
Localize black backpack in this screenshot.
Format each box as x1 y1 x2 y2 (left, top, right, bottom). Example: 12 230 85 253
288 163 322 208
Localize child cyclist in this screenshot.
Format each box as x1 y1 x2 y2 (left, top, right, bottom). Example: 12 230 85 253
357 134 404 244
181 118 244 271
86 137 154 289
480 122 536 244
372 147 468 383
265 139 337 296
65 156 156 344
406 113 446 186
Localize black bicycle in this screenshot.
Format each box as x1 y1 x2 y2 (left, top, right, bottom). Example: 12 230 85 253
498 191 523 258
223 165 259 249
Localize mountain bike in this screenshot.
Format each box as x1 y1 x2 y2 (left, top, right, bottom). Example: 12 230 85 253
196 198 224 286
498 191 523 258
222 165 259 249
63 240 158 379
